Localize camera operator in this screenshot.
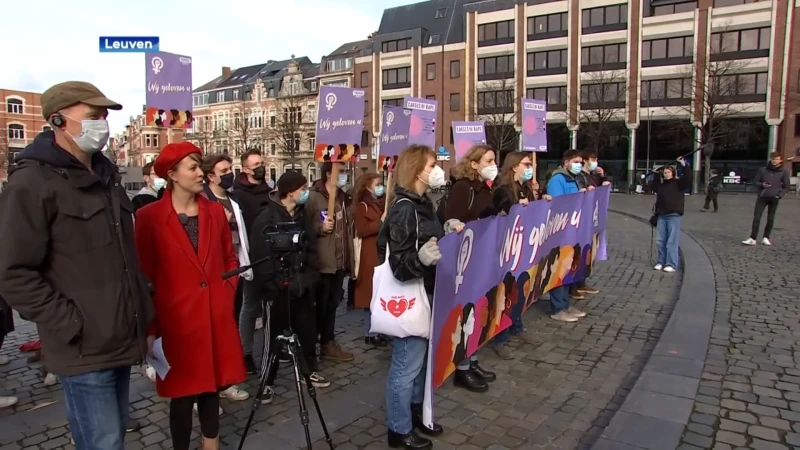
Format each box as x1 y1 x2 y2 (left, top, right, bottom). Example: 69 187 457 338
249 171 332 405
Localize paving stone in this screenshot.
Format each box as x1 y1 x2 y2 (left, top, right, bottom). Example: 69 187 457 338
748 425 780 442
715 430 747 446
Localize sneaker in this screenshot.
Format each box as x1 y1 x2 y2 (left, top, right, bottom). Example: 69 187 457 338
550 311 579 323
261 386 275 405
43 373 58 387
576 284 600 294
126 420 142 432
0 356 9 365
663 266 677 273
0 396 18 408
492 343 514 360
306 372 331 388
193 403 223 416
654 264 664 271
219 385 249 401
742 238 757 246
567 307 587 318
244 354 258 375
511 332 543 346
762 237 772 246
145 365 157 382
568 287 585 300
321 341 354 362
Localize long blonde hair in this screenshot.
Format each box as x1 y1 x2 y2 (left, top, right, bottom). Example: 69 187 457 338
451 145 493 181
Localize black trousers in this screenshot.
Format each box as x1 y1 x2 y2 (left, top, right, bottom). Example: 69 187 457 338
316 271 345 345
234 280 245 326
169 392 219 450
704 191 719 211
750 197 780 239
265 293 317 385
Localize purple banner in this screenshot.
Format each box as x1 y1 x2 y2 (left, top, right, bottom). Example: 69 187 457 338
453 121 486 162
145 52 193 112
428 186 610 391
381 106 411 158
404 96 437 149
521 98 547 152
314 86 366 162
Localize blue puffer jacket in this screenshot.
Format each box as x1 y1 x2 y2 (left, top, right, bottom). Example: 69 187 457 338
546 167 581 198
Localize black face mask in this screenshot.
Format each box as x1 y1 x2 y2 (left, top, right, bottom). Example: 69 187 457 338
252 166 266 181
219 173 235 190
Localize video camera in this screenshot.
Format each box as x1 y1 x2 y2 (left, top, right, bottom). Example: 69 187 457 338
263 222 307 254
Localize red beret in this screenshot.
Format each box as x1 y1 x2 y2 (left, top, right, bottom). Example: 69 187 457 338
153 142 202 178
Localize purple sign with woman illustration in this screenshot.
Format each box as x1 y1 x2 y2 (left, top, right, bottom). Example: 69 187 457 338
521 98 548 152
452 121 486 162
314 86 366 162
403 96 437 149
145 51 193 112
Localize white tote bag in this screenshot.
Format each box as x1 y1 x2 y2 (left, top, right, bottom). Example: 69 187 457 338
369 201 431 339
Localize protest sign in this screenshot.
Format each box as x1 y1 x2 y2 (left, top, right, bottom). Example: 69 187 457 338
404 96 437 149
452 121 486 162
521 99 547 152
314 86 366 162
145 52 193 127
378 105 411 172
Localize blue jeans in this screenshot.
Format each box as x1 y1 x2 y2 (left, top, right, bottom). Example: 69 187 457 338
60 366 131 450
493 298 525 344
550 284 571 314
363 309 375 337
386 336 428 434
656 214 681 268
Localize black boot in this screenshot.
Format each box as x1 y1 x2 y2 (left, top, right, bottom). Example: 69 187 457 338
453 368 489 392
411 403 444 436
470 360 497 382
387 429 433 449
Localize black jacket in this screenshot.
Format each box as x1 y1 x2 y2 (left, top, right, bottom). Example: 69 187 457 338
377 187 444 296
0 132 153 376
707 175 721 193
492 181 537 215
233 173 272 234
249 191 319 300
577 170 606 189
754 164 790 199
649 169 692 216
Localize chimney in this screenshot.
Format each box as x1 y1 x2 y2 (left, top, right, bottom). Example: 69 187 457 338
222 66 232 78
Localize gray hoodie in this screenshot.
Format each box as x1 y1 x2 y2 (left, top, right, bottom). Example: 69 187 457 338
754 164 790 199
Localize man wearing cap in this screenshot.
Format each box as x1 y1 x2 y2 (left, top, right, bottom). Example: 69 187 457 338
0 81 153 450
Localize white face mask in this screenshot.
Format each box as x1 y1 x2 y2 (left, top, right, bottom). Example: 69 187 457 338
480 164 498 182
422 165 446 189
152 177 166 191
67 119 110 154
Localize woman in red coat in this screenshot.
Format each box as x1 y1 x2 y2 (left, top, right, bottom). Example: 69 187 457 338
135 142 246 450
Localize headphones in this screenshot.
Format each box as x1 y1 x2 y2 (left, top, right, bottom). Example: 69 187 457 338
49 113 65 128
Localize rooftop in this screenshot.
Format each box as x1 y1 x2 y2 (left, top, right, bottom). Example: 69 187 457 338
378 0 469 46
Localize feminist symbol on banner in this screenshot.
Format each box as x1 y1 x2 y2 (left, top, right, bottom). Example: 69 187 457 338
151 57 163 75
386 111 394 127
455 229 474 294
325 93 337 111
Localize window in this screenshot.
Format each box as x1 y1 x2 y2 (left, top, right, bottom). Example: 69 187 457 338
217 92 225 102
478 55 515 81
382 38 411 53
6 99 23 114
580 83 626 105
382 67 411 88
642 36 693 64
193 93 209 107
582 4 628 33
641 78 692 105
383 98 404 107
427 63 436 81
426 95 436 101
436 7 447 18
269 108 276 127
428 34 441 45
714 0 760 6
7 124 24 140
233 90 239 101
248 110 264 129
325 58 353 72
310 82 317 91
450 60 461 78
652 1 697 15
711 73 768 98
527 86 568 111
478 20 515 46
581 43 627 70
477 90 514 114
528 49 568 75
284 106 302 124
144 134 159 148
710 27 770 56
309 133 316 151
450 93 461 111
360 71 369 87
269 166 277 181
528 13 569 40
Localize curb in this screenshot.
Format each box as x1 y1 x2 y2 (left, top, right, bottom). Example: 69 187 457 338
591 209 716 450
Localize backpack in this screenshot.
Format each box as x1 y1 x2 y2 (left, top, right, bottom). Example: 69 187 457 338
436 182 474 224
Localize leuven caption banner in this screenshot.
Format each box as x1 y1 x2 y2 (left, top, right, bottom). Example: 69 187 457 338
419 186 611 427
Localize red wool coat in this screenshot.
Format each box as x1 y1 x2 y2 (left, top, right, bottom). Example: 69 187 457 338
134 192 246 398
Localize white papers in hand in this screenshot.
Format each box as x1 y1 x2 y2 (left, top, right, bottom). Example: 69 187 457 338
145 338 171 380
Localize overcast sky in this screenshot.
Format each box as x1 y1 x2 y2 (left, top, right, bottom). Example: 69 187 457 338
3 0 409 134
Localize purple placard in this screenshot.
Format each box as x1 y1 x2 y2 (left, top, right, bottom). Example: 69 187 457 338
381 105 411 158
145 52 193 112
427 186 610 397
314 86 366 162
521 98 547 152
403 96 437 149
452 121 486 162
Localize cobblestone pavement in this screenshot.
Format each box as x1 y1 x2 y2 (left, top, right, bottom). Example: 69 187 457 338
611 193 800 450
0 211 681 450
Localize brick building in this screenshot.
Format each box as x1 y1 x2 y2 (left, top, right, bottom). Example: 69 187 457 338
1 89 49 181
124 112 186 167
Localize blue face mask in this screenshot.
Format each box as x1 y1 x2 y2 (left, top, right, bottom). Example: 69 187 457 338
521 168 534 182
297 190 309 204
374 185 385 197
588 161 598 171
337 174 348 188
569 162 583 175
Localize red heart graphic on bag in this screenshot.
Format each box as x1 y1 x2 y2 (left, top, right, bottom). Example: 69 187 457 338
381 296 417 318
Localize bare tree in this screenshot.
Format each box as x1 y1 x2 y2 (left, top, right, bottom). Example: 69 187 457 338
564 69 630 153
475 78 519 157
263 93 310 167
225 104 264 158
185 116 217 154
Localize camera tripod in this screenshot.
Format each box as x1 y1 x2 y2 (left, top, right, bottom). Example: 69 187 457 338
233 259 334 450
